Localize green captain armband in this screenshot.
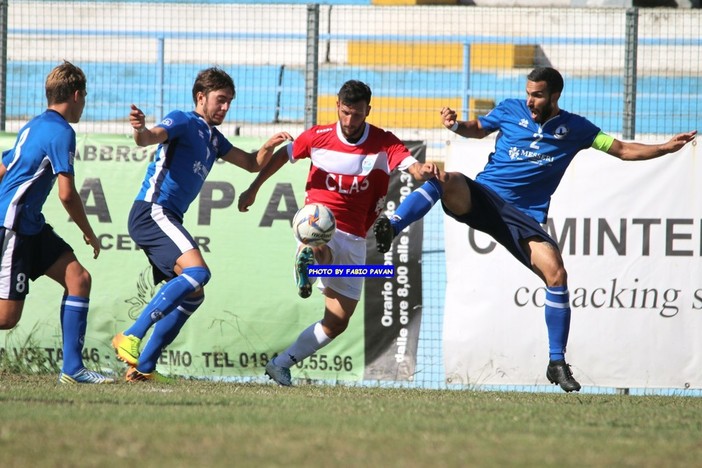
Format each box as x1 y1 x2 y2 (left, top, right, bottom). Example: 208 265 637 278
592 132 615 152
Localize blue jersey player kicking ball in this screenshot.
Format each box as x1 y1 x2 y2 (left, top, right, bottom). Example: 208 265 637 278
112 67 292 382
0 61 114 384
373 67 697 392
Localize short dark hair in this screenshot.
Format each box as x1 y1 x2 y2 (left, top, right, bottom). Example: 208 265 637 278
527 67 564 94
338 80 372 106
45 61 86 105
192 67 235 104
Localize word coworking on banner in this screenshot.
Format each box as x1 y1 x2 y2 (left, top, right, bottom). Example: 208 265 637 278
308 265 395 277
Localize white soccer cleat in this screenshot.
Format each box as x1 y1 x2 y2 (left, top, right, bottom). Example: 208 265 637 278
58 368 116 384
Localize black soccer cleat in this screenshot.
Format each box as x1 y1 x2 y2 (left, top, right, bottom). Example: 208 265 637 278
546 359 581 393
373 215 394 254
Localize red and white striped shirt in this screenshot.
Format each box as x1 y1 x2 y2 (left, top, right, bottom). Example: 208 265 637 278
288 122 417 237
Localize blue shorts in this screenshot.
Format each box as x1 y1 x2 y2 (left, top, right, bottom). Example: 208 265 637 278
441 176 558 269
0 224 72 300
128 201 198 285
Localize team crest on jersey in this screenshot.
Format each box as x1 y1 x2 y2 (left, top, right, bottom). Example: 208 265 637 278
161 118 174 127
554 125 569 139
362 157 374 172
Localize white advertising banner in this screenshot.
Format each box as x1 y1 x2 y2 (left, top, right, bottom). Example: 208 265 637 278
443 138 701 389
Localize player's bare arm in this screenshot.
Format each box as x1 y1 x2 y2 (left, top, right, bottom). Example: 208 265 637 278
606 130 697 161
237 147 290 212
0 162 6 183
57 173 100 259
440 106 487 139
130 104 168 147
222 131 293 172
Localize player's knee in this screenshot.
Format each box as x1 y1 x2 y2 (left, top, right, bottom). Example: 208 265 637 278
68 267 92 296
181 266 211 290
546 267 568 288
322 316 349 339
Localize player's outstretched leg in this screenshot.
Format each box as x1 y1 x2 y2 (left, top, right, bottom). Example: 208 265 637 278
374 178 443 253
294 246 315 298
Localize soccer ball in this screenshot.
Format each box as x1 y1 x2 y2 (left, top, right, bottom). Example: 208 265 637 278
292 203 336 247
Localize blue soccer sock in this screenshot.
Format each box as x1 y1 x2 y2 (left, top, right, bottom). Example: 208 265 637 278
125 266 210 339
544 286 571 362
59 295 89 375
137 295 204 373
390 178 443 235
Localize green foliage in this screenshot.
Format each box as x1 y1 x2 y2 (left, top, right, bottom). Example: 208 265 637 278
1 376 701 467
0 324 61 375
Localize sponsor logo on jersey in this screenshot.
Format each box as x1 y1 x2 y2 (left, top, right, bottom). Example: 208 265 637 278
161 118 174 127
519 118 529 128
325 173 370 194
192 160 210 180
316 127 333 134
509 146 554 165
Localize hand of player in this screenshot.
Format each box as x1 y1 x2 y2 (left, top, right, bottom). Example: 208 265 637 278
84 233 100 259
440 106 458 130
419 162 443 181
663 130 697 153
237 187 257 212
129 104 146 132
263 132 294 152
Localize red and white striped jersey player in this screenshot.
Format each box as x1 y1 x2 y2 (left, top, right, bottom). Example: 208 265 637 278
238 80 439 386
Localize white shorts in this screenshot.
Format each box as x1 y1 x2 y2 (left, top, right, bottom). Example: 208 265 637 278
316 229 366 301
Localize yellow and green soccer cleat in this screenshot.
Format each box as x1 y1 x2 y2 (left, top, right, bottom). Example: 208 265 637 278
111 332 141 366
125 367 175 384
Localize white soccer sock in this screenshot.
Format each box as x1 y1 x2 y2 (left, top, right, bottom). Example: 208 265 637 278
274 321 331 368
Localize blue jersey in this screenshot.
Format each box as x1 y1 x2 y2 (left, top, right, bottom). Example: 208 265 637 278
135 110 234 219
476 99 600 223
0 110 76 235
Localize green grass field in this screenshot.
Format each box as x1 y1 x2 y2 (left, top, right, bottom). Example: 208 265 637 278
1 374 701 467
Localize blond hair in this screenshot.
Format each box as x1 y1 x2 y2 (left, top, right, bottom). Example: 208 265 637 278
45 61 86 105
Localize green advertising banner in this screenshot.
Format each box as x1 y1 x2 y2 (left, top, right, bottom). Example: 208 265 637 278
0 132 365 381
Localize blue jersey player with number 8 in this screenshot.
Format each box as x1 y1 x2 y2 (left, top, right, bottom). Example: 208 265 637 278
0 61 114 384
373 67 697 392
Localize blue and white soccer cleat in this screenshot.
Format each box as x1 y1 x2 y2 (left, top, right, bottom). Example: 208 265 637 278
265 359 292 386
58 368 116 384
